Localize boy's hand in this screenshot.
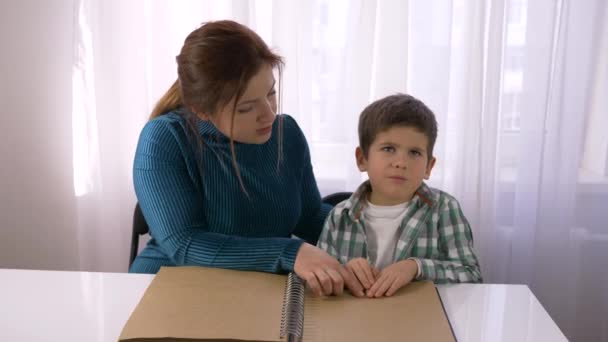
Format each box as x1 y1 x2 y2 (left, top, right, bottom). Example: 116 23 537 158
345 258 376 290
367 259 418 297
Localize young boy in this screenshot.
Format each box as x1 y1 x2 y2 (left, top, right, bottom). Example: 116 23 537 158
317 93 482 298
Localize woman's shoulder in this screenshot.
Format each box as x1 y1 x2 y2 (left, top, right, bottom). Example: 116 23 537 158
144 111 185 129
135 112 196 160
140 112 189 141
277 114 306 145
278 113 297 125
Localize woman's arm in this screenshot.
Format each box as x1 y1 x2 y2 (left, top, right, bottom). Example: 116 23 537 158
134 117 365 298
134 119 303 273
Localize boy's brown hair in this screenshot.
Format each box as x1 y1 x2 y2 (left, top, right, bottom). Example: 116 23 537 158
358 93 438 161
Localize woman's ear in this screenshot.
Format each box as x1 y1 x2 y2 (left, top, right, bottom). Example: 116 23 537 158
193 108 211 121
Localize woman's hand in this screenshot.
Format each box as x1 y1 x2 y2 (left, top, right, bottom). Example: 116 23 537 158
294 243 364 297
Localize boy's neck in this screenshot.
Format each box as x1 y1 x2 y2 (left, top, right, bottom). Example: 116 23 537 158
367 190 415 206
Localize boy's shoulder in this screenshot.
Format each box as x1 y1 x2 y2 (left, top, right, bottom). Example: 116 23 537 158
328 195 357 219
327 181 373 222
417 184 465 214
326 182 466 222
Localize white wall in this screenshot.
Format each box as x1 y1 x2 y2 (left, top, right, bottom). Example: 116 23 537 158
0 0 81 270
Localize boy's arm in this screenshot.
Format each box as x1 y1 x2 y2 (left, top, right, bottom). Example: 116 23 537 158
413 198 482 283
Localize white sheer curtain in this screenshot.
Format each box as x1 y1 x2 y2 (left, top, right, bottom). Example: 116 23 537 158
58 0 608 340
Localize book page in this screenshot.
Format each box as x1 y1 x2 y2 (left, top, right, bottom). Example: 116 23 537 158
302 281 455 342
119 266 287 342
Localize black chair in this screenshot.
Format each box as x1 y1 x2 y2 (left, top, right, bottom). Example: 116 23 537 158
322 192 352 206
129 203 149 268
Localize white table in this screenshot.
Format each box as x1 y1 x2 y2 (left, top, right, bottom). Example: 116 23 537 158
0 269 567 341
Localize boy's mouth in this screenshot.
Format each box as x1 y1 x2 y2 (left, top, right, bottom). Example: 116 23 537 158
388 176 407 182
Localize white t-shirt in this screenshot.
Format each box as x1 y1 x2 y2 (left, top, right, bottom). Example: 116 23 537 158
362 200 410 270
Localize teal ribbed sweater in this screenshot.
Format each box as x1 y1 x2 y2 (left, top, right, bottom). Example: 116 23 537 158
129 112 331 274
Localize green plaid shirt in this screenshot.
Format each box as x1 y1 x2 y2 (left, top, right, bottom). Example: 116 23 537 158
318 181 482 284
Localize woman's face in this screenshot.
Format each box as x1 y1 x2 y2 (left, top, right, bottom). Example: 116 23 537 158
201 64 278 144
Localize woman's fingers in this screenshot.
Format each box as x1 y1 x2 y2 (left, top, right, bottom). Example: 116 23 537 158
324 268 344 295
314 268 333 295
293 243 363 297
304 272 323 297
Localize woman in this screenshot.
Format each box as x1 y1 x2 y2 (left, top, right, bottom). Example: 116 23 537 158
130 20 363 297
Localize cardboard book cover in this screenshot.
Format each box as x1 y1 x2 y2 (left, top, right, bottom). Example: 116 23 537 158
119 266 455 342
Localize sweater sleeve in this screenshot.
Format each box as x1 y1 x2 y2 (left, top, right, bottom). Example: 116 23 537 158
285 116 331 244
133 119 303 273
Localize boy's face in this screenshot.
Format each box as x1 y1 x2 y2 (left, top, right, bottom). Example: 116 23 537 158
356 126 436 206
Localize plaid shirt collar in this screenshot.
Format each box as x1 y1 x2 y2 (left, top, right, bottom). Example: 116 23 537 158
344 180 440 222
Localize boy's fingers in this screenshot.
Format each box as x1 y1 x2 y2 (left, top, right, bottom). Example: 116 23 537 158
368 273 390 297
358 261 375 288
372 267 381 279
339 267 365 297
367 275 381 297
352 262 372 289
374 276 393 297
385 279 403 297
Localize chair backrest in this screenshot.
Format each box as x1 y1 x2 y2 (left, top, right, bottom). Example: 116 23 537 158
322 192 353 206
130 203 149 267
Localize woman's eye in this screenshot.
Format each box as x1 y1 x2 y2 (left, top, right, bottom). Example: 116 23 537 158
268 89 277 97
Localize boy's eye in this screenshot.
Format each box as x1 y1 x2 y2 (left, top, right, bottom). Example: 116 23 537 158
237 107 253 113
410 150 422 157
381 146 395 153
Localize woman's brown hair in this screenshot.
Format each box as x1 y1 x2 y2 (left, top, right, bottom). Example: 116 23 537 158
150 20 284 193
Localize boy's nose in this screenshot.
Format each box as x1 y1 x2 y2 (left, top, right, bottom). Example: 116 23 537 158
392 158 407 169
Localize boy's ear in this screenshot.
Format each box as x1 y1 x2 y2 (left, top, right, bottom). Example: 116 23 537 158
355 147 368 172
424 157 436 180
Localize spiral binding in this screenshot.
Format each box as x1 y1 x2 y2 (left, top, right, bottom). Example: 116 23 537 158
280 272 305 341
